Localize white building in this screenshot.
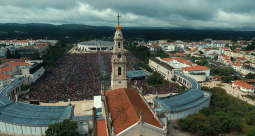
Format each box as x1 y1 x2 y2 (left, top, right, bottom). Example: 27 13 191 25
232 80 254 93
182 65 210 82
232 61 243 71
77 40 114 51
0 60 45 87
240 65 255 75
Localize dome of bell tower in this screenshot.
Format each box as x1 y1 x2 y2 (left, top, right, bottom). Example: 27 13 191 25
116 24 122 30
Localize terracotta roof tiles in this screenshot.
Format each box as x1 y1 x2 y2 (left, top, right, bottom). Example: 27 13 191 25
0 62 30 73
161 58 173 61
182 65 210 71
97 120 107 136
233 80 254 89
105 88 162 134
0 74 10 80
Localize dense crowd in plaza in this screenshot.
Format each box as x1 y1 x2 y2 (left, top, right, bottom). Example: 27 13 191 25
29 53 101 102
28 52 178 103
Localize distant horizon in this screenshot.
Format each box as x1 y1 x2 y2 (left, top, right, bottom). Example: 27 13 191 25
1 23 255 31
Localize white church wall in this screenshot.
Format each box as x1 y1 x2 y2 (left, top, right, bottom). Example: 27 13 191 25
117 122 164 136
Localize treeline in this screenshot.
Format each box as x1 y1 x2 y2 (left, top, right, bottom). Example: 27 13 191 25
1 24 255 43
179 87 255 136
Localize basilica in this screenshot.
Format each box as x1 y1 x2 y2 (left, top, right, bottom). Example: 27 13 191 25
98 16 168 136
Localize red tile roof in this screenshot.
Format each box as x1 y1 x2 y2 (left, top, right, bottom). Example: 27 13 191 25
232 61 243 66
236 57 246 60
0 74 10 80
105 88 162 134
161 58 173 61
0 58 27 62
185 61 196 66
182 65 210 71
18 46 34 49
145 44 161 48
233 80 254 89
173 57 188 63
97 120 107 136
220 47 230 50
0 62 30 73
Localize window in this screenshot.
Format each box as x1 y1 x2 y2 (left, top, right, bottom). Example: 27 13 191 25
118 67 121 75
118 43 120 48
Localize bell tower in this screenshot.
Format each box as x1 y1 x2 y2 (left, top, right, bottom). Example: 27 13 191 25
111 14 127 90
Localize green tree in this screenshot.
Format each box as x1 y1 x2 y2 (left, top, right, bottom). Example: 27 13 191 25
246 73 255 79
146 71 164 86
214 56 218 60
245 110 255 125
245 41 255 51
133 62 143 70
167 39 175 42
11 52 15 59
14 50 21 59
45 119 79 136
246 127 255 136
6 49 12 59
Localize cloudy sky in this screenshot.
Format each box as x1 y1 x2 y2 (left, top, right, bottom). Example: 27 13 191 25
0 0 255 29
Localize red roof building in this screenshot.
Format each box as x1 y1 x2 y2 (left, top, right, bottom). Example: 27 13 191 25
232 80 255 89
105 88 163 134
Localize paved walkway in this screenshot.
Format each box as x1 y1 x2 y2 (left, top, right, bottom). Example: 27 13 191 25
200 81 255 106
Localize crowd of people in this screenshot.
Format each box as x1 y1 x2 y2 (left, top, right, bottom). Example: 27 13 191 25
28 51 178 103
127 80 179 95
28 53 101 103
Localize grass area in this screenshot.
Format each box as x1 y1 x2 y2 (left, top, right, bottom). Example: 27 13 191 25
216 84 224 86
243 95 255 101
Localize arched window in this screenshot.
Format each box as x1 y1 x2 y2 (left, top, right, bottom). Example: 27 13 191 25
118 67 121 75
118 43 121 48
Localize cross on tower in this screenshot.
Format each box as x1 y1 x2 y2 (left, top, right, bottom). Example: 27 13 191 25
116 14 121 24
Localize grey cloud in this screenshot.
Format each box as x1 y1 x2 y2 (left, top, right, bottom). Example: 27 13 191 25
0 0 254 29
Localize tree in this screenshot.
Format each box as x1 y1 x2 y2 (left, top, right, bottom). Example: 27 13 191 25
45 119 79 136
198 50 204 54
245 41 255 51
6 49 12 59
214 56 218 60
14 50 21 59
246 73 255 79
246 127 255 136
11 52 15 59
133 62 143 70
146 71 164 86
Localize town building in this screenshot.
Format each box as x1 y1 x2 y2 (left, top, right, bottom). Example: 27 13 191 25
232 80 255 93
240 65 255 75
